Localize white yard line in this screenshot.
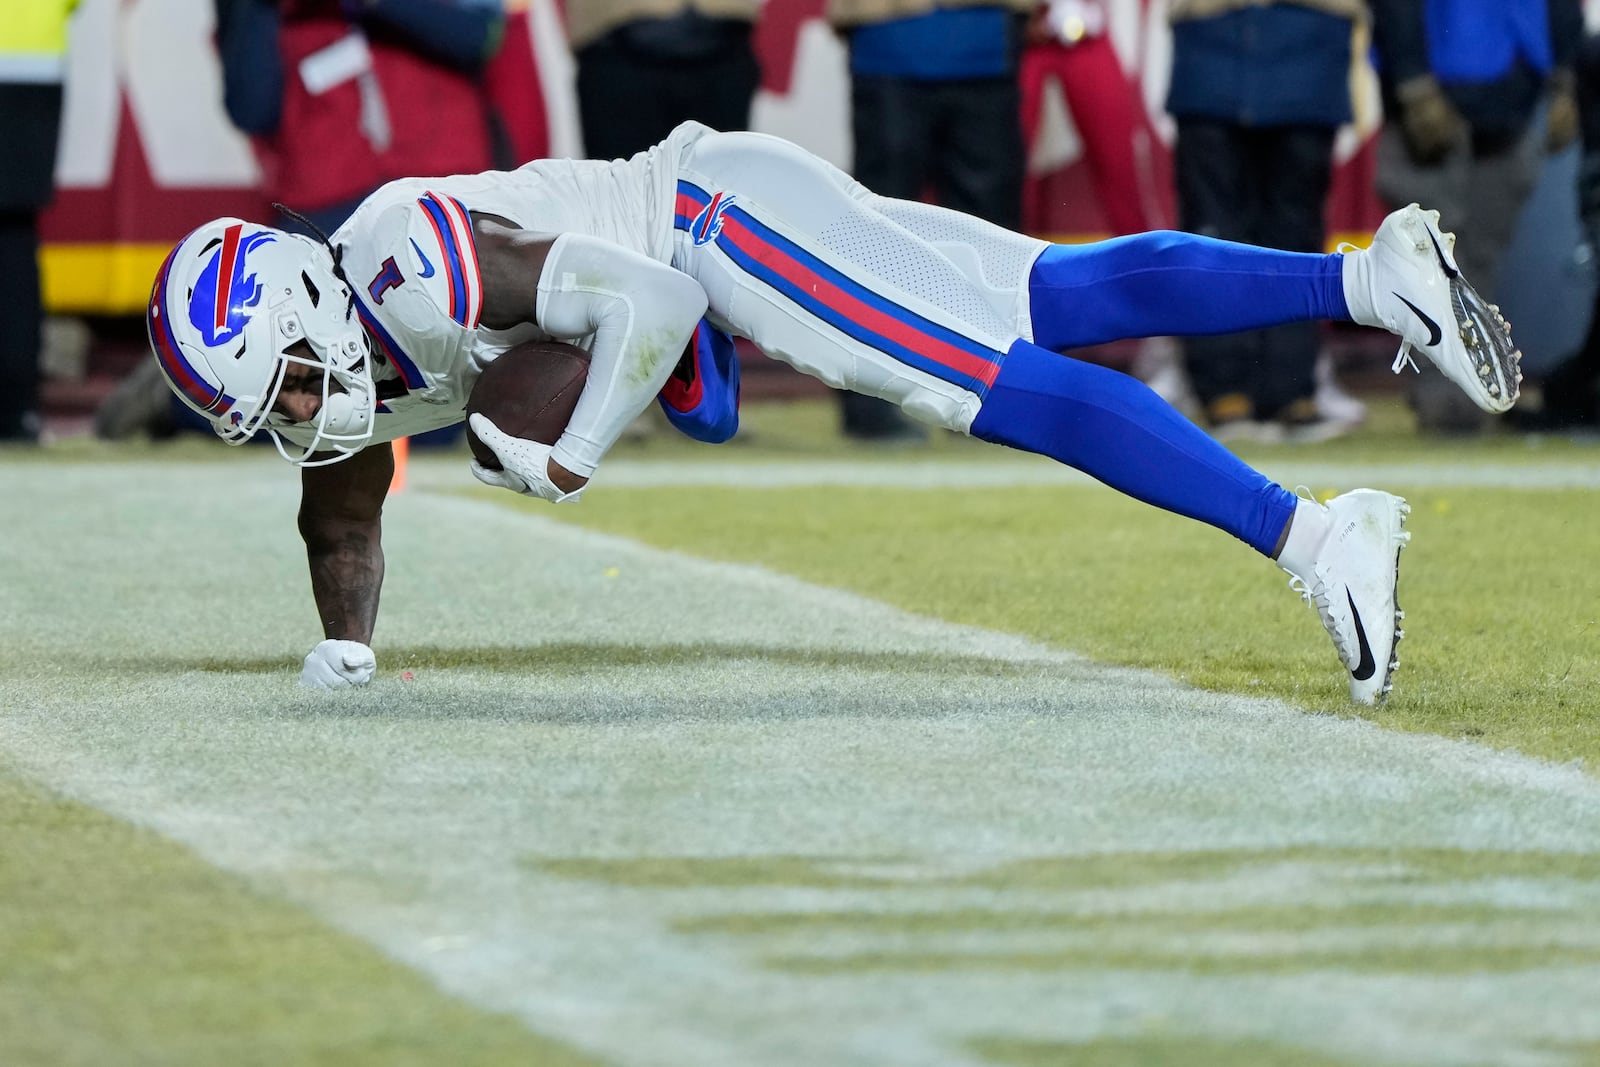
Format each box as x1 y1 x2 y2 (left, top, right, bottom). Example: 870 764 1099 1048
403 455 1600 491
4 462 1600 1067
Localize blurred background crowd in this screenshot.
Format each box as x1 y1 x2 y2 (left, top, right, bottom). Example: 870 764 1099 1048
5 0 1598 451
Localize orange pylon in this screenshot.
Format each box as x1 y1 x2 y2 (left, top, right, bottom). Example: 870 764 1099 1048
390 436 409 494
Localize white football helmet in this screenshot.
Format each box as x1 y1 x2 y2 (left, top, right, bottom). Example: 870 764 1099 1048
146 218 376 465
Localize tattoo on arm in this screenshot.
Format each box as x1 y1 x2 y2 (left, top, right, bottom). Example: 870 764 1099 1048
304 519 385 643
298 444 393 644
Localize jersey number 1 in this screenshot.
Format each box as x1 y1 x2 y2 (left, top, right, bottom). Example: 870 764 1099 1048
368 257 404 305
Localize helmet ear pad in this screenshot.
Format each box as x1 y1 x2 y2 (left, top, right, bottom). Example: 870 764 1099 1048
147 219 375 464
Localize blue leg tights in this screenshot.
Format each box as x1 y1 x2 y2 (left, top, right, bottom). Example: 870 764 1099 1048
971 340 1296 556
964 231 1345 554
1027 231 1350 350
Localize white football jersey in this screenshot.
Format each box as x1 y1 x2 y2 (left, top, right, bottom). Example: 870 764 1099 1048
276 122 711 452
277 118 1049 454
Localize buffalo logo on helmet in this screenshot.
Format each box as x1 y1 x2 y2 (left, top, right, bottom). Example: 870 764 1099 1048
189 225 276 348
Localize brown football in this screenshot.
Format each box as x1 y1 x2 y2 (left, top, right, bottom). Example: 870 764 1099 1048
465 340 591 469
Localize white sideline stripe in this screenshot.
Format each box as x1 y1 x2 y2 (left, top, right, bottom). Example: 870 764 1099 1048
407 456 1600 491
4 462 1600 1067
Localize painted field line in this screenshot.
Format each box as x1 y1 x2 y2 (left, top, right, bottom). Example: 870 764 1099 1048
3 462 1600 1067
403 456 1600 492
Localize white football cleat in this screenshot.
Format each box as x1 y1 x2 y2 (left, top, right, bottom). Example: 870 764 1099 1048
1347 204 1522 413
1282 489 1411 705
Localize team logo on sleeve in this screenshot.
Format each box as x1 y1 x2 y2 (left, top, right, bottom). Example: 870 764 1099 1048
189 225 275 348
691 192 737 246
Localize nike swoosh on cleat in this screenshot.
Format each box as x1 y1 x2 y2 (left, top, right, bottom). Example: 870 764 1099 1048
1346 588 1376 681
1395 294 1442 347
410 238 436 279
1425 228 1459 279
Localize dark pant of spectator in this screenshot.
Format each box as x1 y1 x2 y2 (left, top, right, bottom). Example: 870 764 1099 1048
1518 284 1600 429
575 30 759 162
0 209 42 439
847 74 1024 437
0 81 63 441
1175 119 1335 423
851 75 1025 230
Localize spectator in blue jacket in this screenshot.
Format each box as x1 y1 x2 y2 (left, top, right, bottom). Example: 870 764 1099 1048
1369 0 1583 433
1165 0 1367 444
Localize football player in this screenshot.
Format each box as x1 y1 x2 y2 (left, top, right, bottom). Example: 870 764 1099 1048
147 122 1521 702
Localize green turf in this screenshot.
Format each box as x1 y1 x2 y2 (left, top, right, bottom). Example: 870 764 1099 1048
538 400 1600 767
539 483 1600 764
544 847 1600 979
4 393 1600 1065
536 847 1600 891
970 1035 1360 1067
0 767 603 1067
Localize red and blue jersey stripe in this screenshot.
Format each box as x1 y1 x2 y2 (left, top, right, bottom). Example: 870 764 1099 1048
353 294 426 391
148 243 233 416
674 181 1003 397
417 193 483 329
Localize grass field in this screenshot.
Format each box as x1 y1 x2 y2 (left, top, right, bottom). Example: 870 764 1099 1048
4 396 1599 1066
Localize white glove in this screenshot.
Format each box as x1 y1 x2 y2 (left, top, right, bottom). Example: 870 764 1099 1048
467 413 586 503
301 639 377 689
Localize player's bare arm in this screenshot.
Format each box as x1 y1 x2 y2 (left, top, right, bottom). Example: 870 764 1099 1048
471 212 555 330
470 214 698 372
298 441 394 645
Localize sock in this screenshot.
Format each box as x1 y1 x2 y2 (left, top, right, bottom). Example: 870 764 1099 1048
970 339 1297 555
1276 495 1332 577
1340 245 1381 329
1027 232 1350 350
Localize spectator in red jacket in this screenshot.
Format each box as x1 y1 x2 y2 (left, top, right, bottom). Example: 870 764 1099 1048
217 0 505 233
96 0 506 441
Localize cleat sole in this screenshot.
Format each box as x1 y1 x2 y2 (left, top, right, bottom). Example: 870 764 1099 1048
1376 504 1410 704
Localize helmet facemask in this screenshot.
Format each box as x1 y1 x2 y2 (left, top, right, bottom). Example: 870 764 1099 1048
149 219 378 468
243 255 377 466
